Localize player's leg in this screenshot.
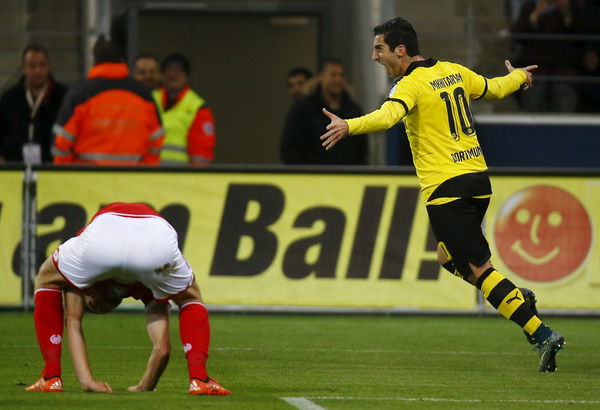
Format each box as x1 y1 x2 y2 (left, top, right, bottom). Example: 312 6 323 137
26 255 68 392
468 259 565 372
28 217 115 391
137 217 230 394
133 216 231 394
437 242 539 344
172 283 210 381
427 198 565 372
171 283 231 395
437 241 467 281
466 197 564 370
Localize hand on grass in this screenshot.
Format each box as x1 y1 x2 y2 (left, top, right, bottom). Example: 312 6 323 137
127 384 154 392
82 379 113 393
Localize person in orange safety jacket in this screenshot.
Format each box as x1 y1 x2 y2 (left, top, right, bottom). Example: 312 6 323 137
52 37 163 165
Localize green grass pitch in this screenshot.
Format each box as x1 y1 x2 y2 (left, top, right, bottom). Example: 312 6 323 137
1 312 599 409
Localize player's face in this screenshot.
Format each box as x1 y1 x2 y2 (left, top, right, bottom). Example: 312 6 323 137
134 58 161 90
372 35 401 78
22 51 50 90
320 63 346 96
83 291 121 314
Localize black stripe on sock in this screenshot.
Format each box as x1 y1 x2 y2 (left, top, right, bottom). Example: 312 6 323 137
486 279 516 309
475 267 495 289
509 302 535 328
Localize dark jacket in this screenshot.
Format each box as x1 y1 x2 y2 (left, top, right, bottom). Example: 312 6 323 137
0 76 67 162
281 85 368 165
510 0 585 75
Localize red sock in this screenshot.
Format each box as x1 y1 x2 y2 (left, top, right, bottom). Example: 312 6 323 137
179 303 210 380
33 289 64 379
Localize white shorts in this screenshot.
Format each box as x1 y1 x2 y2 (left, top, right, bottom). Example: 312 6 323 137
53 212 194 301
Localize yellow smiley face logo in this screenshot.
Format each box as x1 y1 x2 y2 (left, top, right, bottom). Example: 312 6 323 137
494 186 592 282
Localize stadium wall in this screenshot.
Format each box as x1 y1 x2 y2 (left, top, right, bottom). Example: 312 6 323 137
1 166 599 314
387 115 600 167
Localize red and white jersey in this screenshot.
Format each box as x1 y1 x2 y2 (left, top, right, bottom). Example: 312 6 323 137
76 202 164 235
54 202 193 301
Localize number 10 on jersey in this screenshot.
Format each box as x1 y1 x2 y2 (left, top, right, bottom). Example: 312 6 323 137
439 86 475 140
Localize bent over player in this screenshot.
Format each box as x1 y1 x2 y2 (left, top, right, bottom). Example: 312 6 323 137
26 202 231 394
320 17 565 372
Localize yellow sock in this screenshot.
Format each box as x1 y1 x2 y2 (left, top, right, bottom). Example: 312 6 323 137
476 268 542 335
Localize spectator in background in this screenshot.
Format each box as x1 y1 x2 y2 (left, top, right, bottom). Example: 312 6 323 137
579 47 600 111
53 37 164 165
578 0 600 112
510 0 586 112
281 59 368 165
0 45 67 164
287 66 313 101
506 0 533 22
133 53 161 91
153 53 216 166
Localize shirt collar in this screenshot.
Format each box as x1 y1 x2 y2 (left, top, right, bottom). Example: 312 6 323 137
403 58 437 76
160 85 190 109
87 62 129 79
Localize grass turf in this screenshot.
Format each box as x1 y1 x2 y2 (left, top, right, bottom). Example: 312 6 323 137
0 312 599 409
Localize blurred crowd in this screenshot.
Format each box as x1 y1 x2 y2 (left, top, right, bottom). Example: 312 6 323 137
0 37 216 167
508 0 600 112
1 1 599 167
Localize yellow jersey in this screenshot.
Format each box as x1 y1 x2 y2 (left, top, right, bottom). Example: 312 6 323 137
347 59 526 203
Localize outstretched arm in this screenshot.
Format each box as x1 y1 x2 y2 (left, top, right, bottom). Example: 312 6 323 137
127 301 171 392
320 98 407 150
64 289 113 393
319 108 349 150
482 60 538 99
505 59 538 90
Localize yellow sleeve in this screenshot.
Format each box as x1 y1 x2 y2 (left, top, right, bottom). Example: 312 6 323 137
459 64 527 100
484 69 527 99
478 70 527 100
346 99 408 135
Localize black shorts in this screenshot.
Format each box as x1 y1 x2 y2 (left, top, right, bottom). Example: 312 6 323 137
426 197 491 279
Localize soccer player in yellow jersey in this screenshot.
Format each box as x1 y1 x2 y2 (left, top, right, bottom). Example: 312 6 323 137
320 17 565 372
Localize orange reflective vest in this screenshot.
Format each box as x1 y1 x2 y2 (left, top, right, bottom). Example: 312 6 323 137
53 63 164 165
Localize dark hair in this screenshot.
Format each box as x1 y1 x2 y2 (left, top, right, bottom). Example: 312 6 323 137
22 44 49 60
161 53 191 74
288 66 313 79
319 58 344 73
93 36 123 64
134 53 159 65
373 17 420 56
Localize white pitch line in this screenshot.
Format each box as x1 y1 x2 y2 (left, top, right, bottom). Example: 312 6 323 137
307 396 600 405
281 397 328 410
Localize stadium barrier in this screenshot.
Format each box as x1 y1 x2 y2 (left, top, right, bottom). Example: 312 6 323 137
387 115 600 167
1 165 599 314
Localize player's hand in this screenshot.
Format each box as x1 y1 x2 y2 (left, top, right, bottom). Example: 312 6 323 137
320 108 349 150
82 379 113 393
505 59 538 91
